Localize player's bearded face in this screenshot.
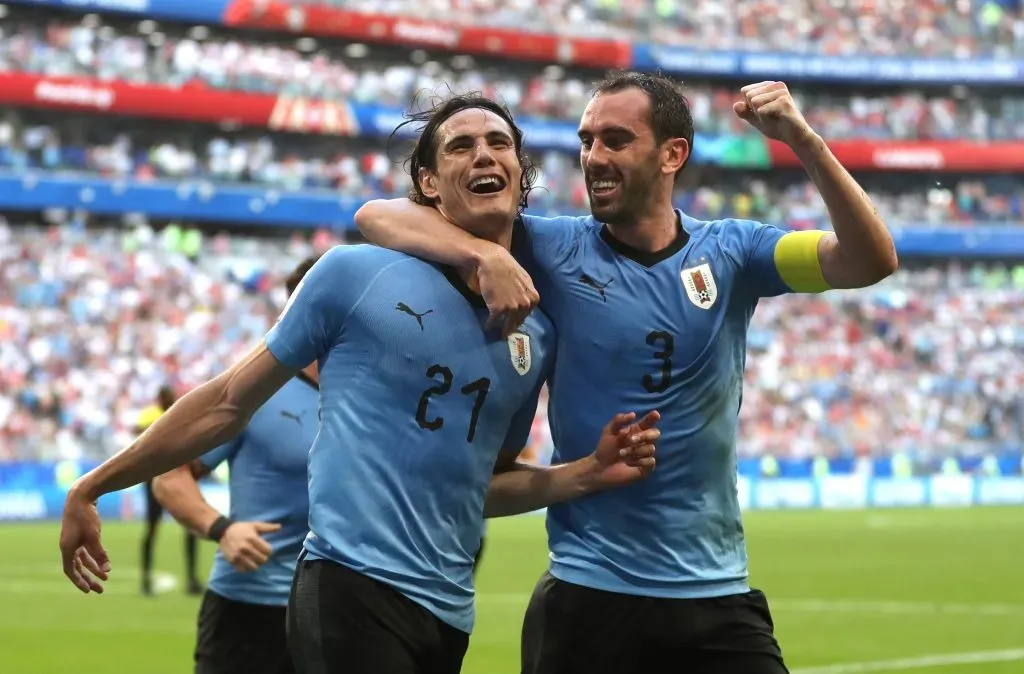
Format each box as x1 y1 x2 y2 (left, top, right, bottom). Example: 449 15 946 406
419 108 523 235
579 89 665 226
584 147 661 225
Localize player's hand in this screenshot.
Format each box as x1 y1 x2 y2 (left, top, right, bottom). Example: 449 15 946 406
59 483 111 594
733 81 817 149
589 411 661 489
475 245 539 338
219 521 281 573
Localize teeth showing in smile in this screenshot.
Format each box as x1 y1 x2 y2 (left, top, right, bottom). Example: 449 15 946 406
468 176 505 193
591 180 617 192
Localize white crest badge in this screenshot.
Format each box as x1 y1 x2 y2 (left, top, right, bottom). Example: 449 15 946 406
681 263 718 310
507 331 532 376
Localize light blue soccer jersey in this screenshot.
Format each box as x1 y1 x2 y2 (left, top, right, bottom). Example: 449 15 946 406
264 241 554 633
198 375 318 606
520 211 795 599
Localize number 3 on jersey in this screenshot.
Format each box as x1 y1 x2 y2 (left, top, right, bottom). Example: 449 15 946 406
643 330 674 393
415 364 491 443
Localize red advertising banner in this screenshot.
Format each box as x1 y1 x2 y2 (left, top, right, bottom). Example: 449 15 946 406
224 1 632 69
768 138 1024 172
0 73 360 136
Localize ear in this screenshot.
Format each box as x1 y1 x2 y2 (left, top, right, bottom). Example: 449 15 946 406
418 167 440 201
661 137 690 176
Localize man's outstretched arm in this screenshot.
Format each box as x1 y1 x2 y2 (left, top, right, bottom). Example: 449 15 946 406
60 344 296 593
71 346 294 503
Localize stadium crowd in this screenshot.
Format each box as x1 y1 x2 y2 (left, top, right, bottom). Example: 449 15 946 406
291 0 1024 57
1 219 1021 467
3 112 1024 227
3 9 1024 141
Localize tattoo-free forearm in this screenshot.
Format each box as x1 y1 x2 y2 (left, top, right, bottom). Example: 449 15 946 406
354 199 501 270
152 467 222 538
76 376 250 502
484 458 599 518
792 134 898 285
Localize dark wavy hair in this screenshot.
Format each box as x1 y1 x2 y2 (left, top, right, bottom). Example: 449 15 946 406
389 92 537 215
285 254 321 296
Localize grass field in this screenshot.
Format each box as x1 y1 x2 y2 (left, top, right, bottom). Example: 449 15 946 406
3 507 1024 673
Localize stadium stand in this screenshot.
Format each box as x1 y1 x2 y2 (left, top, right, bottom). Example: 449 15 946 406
275 0 1024 57
0 0 1021 481
2 7 1024 140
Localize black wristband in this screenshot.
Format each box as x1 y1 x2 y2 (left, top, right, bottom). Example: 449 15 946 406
207 515 233 542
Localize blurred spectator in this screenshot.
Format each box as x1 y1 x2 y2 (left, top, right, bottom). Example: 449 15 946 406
0 217 1021 465
0 213 339 462
298 0 1024 58
3 111 1024 226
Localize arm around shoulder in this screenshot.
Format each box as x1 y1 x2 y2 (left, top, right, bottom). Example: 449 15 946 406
354 198 505 270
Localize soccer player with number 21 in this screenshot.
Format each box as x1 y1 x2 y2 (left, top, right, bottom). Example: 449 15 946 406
58 93 660 674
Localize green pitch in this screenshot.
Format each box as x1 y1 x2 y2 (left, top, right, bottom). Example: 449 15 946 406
3 508 1024 673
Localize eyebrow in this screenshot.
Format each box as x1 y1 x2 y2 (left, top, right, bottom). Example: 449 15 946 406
578 125 636 138
443 130 514 151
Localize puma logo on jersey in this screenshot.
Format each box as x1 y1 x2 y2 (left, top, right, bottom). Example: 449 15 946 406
579 273 614 301
396 302 433 330
280 410 304 425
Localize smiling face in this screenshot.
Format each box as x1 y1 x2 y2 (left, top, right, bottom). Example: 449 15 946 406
578 86 689 227
417 107 524 238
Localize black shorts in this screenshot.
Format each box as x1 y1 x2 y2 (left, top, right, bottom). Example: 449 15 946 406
287 556 469 674
522 571 789 674
194 589 293 674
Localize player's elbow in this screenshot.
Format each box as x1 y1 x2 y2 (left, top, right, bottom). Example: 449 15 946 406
151 467 188 505
353 199 398 244
877 243 899 280
859 243 899 286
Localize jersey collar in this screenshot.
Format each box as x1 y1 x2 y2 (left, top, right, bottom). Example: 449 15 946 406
438 216 528 310
599 210 690 268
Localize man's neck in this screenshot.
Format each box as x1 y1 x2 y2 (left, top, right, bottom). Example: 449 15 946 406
605 201 678 253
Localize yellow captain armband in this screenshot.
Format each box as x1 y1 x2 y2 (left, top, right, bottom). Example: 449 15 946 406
773 230 831 293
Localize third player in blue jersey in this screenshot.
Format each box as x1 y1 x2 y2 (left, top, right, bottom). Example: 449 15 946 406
152 257 320 674
356 75 898 674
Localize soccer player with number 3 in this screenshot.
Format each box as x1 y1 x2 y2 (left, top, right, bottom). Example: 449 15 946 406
356 75 898 673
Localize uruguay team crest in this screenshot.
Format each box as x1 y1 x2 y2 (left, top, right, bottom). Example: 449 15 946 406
507 332 532 376
681 263 718 309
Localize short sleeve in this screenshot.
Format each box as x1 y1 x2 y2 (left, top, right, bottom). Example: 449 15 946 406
501 379 545 453
740 219 831 298
521 215 590 270
739 220 791 298
265 245 387 368
197 435 243 471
